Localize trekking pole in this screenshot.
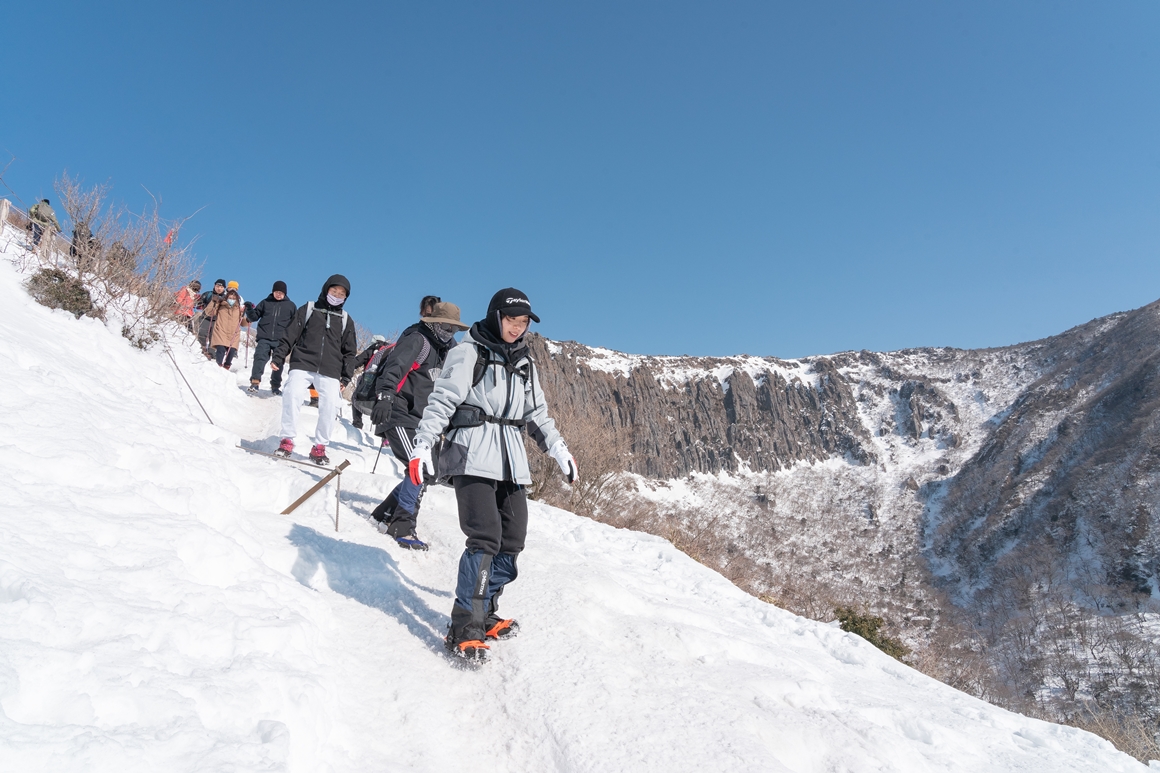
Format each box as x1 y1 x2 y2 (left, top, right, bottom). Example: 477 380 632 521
371 435 387 474
164 339 214 425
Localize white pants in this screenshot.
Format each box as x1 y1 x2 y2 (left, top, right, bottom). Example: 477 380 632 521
279 369 342 446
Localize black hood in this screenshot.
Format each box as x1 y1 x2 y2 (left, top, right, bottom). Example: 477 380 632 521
316 274 351 310
470 321 528 365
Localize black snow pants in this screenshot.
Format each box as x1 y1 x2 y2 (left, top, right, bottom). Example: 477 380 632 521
448 475 528 643
370 426 428 537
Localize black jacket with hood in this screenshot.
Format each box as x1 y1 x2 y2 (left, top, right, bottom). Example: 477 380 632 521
272 274 358 381
372 322 455 431
246 294 298 342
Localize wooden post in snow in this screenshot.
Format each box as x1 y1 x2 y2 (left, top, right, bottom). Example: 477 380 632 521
0 199 10 230
281 460 350 523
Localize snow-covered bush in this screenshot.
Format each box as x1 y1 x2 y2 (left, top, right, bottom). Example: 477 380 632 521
25 266 96 318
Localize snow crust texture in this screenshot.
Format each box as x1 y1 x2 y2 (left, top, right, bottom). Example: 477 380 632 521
0 228 1147 771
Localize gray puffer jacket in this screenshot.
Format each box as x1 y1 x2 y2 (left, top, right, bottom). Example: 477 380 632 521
413 327 565 485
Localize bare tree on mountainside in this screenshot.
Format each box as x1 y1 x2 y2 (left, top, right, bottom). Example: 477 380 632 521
50 173 201 348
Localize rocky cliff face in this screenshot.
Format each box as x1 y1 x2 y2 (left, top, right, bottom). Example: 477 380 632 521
528 338 876 478
528 302 1160 611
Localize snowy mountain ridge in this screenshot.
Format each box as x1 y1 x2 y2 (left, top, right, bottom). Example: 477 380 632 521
0 227 1150 770
532 303 1160 607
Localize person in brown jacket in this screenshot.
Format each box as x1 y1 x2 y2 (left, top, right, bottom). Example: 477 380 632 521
205 288 244 369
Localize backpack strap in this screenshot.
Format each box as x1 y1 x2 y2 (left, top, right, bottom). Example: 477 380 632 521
394 336 432 394
303 301 348 333
472 343 491 388
472 343 532 388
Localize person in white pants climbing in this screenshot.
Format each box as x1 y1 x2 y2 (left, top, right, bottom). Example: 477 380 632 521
270 274 359 466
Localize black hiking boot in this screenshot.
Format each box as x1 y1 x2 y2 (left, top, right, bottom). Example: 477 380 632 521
393 532 429 551
445 626 489 662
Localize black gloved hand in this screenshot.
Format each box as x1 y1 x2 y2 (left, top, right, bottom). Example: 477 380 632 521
340 377 351 388
371 396 394 427
244 300 254 312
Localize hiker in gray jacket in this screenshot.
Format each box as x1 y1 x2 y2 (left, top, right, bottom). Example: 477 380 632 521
28 199 61 247
408 287 577 661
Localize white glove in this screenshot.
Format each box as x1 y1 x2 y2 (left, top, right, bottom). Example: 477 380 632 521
549 441 578 484
408 442 435 485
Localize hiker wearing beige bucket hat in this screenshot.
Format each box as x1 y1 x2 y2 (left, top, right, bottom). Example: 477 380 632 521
366 297 470 550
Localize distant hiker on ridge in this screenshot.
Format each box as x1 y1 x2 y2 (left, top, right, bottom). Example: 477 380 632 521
28 198 60 248
368 296 468 550
270 274 358 466
408 288 577 660
245 280 296 395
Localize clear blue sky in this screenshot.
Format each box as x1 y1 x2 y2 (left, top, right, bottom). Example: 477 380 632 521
4 1 1158 358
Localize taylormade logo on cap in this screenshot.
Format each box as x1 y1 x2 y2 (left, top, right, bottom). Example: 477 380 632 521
506 297 530 306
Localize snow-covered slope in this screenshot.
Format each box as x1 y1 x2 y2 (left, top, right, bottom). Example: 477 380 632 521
0 231 1147 771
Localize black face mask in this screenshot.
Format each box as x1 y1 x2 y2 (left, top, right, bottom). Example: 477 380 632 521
426 322 456 343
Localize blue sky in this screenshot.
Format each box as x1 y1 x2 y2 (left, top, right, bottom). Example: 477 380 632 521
3 1 1158 358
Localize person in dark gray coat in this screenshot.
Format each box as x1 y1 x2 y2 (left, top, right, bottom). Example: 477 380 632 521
246 281 296 394
368 300 469 549
409 288 577 660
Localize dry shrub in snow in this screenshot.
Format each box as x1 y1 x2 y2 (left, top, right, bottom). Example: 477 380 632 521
1069 703 1160 764
26 267 96 319
527 397 629 519
34 173 200 348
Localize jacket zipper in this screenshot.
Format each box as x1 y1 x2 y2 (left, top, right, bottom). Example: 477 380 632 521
499 358 516 481
318 306 330 371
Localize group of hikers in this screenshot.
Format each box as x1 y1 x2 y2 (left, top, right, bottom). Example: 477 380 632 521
177 274 578 661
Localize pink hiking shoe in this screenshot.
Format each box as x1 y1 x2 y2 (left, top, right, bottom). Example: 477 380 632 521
309 444 330 466
275 438 294 457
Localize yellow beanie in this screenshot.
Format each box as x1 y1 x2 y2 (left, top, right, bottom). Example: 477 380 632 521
227 281 239 290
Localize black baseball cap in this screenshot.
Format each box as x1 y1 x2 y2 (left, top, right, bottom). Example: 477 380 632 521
487 288 540 323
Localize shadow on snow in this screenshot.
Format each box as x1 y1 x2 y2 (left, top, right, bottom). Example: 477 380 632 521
287 524 452 653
